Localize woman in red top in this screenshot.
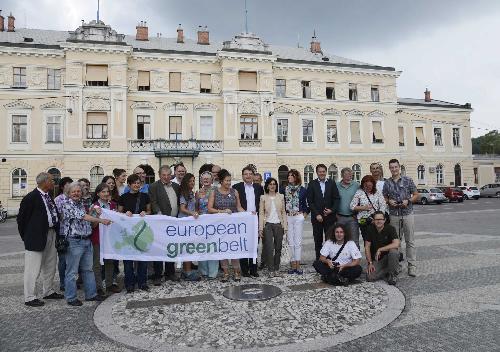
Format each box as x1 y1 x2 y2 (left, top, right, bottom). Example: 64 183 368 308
90 183 120 295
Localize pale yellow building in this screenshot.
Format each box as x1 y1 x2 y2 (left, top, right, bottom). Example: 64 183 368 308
0 15 474 213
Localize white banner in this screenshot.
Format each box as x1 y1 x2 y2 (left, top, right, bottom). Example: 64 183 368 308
99 209 258 262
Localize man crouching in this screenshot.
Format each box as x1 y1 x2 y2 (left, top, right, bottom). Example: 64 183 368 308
364 211 400 285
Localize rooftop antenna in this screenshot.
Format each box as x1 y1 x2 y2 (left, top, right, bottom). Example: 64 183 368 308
97 0 100 22
244 0 249 33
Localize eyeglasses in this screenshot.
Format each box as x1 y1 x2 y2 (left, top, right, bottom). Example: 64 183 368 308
373 218 385 221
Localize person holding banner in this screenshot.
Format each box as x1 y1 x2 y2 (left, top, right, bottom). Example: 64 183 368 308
196 171 219 279
208 169 245 282
118 174 152 293
60 182 112 306
259 177 287 275
178 173 201 281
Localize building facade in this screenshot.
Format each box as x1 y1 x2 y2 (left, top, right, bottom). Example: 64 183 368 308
0 15 474 213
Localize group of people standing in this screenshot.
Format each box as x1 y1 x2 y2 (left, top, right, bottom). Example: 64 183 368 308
17 157 418 307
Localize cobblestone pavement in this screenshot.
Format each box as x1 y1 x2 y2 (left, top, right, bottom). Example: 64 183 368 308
0 199 499 351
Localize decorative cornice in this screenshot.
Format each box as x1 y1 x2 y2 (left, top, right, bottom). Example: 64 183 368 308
131 101 157 110
297 107 319 115
40 101 66 110
4 101 34 110
367 110 387 117
163 102 189 111
194 103 218 111
345 109 364 116
321 108 341 116
274 105 295 114
238 100 260 114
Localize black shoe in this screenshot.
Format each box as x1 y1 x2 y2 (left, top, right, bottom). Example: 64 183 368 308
96 288 105 296
165 275 180 282
25 299 45 307
250 272 259 278
67 299 83 306
126 287 135 294
153 278 162 286
242 272 251 278
399 253 404 262
258 263 265 271
338 276 349 286
139 285 150 292
387 274 397 285
86 295 106 302
43 292 64 300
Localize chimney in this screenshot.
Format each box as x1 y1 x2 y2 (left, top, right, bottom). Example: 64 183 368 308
136 21 148 41
197 25 209 45
0 11 4 32
424 88 431 102
310 30 322 54
7 12 15 32
177 24 184 43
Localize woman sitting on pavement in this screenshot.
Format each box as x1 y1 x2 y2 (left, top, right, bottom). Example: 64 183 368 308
350 175 387 241
89 183 121 295
178 173 201 281
259 177 287 276
118 174 152 293
196 171 219 279
60 182 112 306
313 224 362 285
207 169 245 282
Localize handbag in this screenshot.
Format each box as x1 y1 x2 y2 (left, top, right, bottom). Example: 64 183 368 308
55 218 72 254
358 191 390 225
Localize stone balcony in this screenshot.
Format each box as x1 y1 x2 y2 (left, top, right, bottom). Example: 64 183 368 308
83 139 110 148
128 139 223 157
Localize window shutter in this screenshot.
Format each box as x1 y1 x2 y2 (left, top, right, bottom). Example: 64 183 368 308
169 72 181 92
170 116 182 133
350 121 361 142
87 112 108 124
239 71 257 91
86 65 108 82
398 126 405 144
138 71 150 87
200 74 211 90
372 121 383 140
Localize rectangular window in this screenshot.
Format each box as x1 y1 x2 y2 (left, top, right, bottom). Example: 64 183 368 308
275 79 286 98
453 128 461 147
434 127 443 146
13 67 27 88
12 115 28 142
277 119 288 142
350 121 361 143
199 116 214 140
372 121 383 143
46 116 61 143
398 126 405 146
137 115 151 140
415 127 425 146
326 83 335 100
371 86 380 102
301 81 311 98
349 83 358 101
302 119 314 142
326 120 338 143
495 167 500 183
200 73 212 93
169 116 182 140
137 71 150 91
85 65 108 86
240 115 258 140
239 71 257 91
86 112 108 139
169 72 181 92
474 167 478 184
47 69 61 90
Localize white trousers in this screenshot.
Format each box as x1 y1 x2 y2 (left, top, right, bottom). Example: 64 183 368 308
24 229 57 302
287 214 305 262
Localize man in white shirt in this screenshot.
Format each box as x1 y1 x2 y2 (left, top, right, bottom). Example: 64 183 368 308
211 164 221 188
172 163 186 185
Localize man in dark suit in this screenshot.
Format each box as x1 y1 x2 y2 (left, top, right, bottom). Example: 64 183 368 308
232 165 264 277
17 172 64 307
307 164 341 260
149 165 181 285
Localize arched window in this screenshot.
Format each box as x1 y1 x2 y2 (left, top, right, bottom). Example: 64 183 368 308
417 165 425 184
304 165 314 188
90 166 104 190
47 167 61 198
278 165 289 190
12 168 28 198
328 164 338 182
400 165 406 177
351 164 361 182
436 164 444 185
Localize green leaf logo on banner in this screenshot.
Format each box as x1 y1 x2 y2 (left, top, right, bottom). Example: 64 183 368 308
114 219 154 252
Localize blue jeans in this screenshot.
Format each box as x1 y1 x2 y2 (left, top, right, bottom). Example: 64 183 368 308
58 251 66 289
198 260 219 278
64 238 96 302
124 261 147 289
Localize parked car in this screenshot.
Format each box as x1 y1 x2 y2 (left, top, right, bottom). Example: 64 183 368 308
479 183 500 198
417 188 446 205
442 187 464 202
459 186 480 200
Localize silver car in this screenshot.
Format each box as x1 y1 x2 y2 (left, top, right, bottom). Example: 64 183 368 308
479 183 500 198
417 188 447 205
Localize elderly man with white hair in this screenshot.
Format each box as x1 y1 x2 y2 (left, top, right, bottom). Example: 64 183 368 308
17 172 64 307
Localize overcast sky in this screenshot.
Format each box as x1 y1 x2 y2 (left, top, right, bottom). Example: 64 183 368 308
3 0 499 136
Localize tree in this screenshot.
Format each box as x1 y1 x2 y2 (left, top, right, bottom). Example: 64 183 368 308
472 130 500 154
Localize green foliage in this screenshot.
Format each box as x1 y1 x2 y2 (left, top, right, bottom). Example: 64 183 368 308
472 130 500 154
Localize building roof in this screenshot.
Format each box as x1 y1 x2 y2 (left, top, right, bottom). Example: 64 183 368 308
398 98 472 110
0 27 395 71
